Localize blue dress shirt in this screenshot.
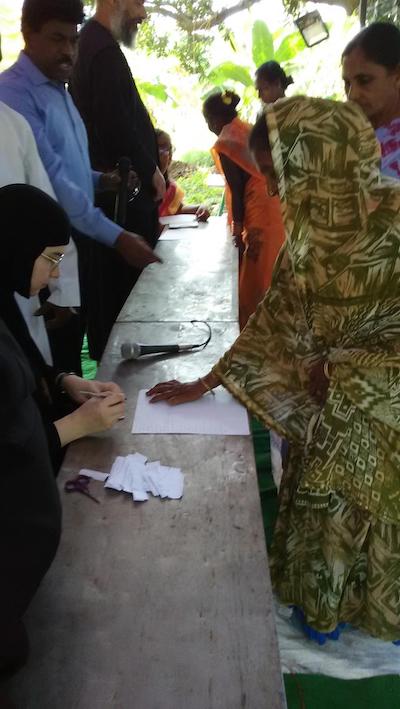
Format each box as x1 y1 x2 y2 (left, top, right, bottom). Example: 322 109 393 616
0 52 121 246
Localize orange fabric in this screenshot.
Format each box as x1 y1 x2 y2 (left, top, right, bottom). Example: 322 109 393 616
158 179 185 217
212 117 285 328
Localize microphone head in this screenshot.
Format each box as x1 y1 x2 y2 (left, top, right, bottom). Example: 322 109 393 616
120 342 141 360
117 156 131 176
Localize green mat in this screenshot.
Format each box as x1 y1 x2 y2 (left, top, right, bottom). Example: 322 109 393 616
250 419 400 709
81 335 97 380
284 674 400 709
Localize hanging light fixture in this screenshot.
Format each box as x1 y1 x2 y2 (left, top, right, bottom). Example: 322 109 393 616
295 9 330 47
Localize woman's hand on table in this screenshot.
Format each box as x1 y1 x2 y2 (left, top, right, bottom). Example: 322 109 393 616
55 391 126 446
75 393 125 435
62 375 124 405
147 379 209 406
196 205 210 222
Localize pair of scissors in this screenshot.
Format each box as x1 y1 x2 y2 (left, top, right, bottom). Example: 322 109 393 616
64 474 100 504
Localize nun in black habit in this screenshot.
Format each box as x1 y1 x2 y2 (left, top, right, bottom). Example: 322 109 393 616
0 184 125 475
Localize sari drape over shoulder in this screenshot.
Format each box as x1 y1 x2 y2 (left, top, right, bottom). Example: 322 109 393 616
213 97 400 639
212 117 285 327
159 179 185 217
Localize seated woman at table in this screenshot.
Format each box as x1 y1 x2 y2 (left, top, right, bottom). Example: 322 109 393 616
0 184 125 473
148 96 400 644
342 21 400 179
156 129 210 221
203 90 285 328
255 60 294 105
0 318 61 688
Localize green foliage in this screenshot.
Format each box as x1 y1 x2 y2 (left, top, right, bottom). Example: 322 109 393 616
206 61 253 88
205 20 306 90
173 33 213 75
138 81 169 102
274 31 306 63
135 18 169 57
180 150 214 168
203 19 307 120
252 20 274 67
178 169 222 214
368 0 400 22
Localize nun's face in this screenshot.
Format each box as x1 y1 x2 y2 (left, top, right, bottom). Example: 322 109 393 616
30 246 65 295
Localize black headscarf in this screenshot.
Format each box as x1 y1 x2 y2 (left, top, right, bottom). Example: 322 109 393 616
0 184 70 377
0 184 70 297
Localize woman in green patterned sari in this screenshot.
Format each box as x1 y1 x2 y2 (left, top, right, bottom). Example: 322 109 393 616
148 96 400 642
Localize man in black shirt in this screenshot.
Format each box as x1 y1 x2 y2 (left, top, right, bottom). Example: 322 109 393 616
70 0 165 360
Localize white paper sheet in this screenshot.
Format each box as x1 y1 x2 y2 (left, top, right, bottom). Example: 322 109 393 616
159 214 198 226
159 227 198 241
132 388 250 436
79 469 109 482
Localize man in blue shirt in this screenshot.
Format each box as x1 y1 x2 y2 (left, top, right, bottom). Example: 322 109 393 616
0 0 160 367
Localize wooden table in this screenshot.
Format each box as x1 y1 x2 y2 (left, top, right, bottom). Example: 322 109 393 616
10 218 286 709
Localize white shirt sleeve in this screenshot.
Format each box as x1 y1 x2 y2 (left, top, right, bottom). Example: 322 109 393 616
0 103 80 364
20 108 81 308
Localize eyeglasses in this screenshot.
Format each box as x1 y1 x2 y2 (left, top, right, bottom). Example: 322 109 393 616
41 252 65 271
159 146 173 154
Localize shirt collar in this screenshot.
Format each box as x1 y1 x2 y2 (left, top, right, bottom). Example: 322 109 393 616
18 51 56 87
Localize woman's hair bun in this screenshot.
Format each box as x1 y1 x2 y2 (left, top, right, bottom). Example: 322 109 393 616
285 75 294 88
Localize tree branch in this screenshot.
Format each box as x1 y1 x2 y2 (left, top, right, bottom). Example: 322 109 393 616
146 0 265 32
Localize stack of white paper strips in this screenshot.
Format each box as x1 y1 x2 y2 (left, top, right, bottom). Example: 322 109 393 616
103 452 184 502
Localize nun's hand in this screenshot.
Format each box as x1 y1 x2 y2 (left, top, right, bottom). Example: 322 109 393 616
34 302 75 330
62 375 124 405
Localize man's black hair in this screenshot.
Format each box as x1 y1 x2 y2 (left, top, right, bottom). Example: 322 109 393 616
22 0 85 31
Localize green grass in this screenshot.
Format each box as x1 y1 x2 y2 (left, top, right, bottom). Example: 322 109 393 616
178 168 222 213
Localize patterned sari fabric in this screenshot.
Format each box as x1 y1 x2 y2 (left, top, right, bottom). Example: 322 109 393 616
213 97 400 640
212 117 285 328
376 117 400 179
158 179 185 217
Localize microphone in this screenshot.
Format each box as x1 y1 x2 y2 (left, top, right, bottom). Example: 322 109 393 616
114 156 131 227
121 342 197 360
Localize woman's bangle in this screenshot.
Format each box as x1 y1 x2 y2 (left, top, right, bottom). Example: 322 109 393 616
55 371 76 392
323 361 331 379
198 376 215 396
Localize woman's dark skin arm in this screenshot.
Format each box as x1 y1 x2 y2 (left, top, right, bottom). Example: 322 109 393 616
147 371 220 405
219 153 249 251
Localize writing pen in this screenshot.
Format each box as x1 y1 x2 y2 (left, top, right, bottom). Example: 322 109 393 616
79 391 126 420
79 390 109 398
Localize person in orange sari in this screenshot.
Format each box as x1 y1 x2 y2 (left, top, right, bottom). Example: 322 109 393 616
203 90 285 328
156 129 210 220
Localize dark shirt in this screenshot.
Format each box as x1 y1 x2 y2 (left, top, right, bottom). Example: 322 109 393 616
220 153 249 224
70 19 158 209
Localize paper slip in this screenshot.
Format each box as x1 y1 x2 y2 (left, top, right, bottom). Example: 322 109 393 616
143 462 184 500
105 453 147 491
79 469 109 482
104 453 184 501
132 388 250 436
159 214 197 227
